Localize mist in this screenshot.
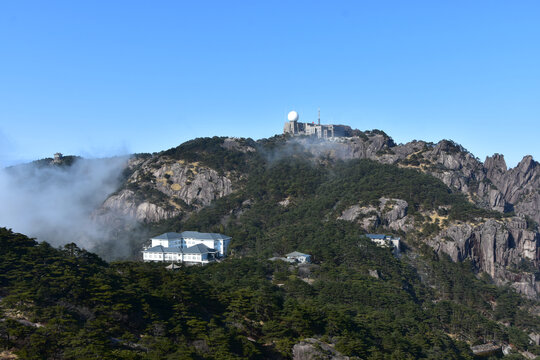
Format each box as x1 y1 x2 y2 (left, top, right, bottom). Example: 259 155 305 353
260 136 352 165
0 156 138 258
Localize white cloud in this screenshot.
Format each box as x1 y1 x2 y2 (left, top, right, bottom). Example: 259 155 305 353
0 156 136 257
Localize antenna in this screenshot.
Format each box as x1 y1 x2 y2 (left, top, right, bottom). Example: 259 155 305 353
318 108 320 126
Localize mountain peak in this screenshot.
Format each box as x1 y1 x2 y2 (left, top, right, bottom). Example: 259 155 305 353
484 153 507 173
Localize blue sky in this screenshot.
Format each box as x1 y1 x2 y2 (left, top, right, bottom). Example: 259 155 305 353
1 1 538 168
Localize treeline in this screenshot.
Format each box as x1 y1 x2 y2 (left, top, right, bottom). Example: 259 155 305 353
2 226 538 359
161 136 258 174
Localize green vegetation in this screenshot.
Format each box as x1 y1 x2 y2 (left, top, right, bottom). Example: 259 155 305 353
162 156 501 259
161 136 257 174
2 224 538 359
1 137 537 359
34 155 81 167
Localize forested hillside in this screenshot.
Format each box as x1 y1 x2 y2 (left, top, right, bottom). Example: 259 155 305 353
136 136 538 299
2 225 539 359
1 135 539 358
2 136 540 358
149 137 506 262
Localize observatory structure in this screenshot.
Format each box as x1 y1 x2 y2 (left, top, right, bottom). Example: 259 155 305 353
53 153 63 164
283 110 351 139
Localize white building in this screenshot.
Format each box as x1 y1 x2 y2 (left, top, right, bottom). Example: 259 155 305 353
365 234 401 256
283 110 351 139
142 231 231 264
286 251 312 264
269 251 312 264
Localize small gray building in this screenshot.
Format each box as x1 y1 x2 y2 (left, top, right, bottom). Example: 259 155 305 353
286 251 312 264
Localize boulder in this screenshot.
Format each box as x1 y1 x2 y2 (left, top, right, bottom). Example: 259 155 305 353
293 338 349 360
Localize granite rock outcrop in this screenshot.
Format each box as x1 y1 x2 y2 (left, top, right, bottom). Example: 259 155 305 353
428 217 539 298
296 134 538 224
293 338 349 360
338 197 413 232
98 154 234 223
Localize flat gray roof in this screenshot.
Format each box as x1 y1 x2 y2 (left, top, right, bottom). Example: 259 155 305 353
366 234 386 239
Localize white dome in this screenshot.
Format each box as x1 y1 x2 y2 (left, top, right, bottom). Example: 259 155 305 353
287 110 299 121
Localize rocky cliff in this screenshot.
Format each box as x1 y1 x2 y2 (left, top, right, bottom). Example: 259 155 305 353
339 191 539 296
340 197 540 297
98 133 537 228
98 152 235 223
295 134 539 225
338 197 413 232
484 154 539 222
428 217 540 298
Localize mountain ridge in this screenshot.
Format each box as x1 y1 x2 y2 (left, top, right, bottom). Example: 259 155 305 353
2 131 540 358
3 131 539 298
95 132 538 228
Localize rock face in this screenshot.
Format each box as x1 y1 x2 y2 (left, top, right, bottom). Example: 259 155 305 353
98 155 234 223
222 137 256 153
292 338 349 360
151 162 232 206
338 197 412 232
401 147 539 224
338 195 540 297
100 189 180 223
101 134 538 227
471 343 502 357
296 135 539 225
485 155 539 223
338 204 380 230
294 132 395 162
428 217 540 298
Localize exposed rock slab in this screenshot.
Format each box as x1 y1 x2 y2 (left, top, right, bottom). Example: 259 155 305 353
152 161 232 206
428 217 540 298
294 135 539 224
338 197 412 232
293 338 349 360
471 342 501 357
98 155 234 223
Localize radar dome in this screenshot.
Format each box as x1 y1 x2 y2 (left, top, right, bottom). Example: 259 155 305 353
287 110 299 121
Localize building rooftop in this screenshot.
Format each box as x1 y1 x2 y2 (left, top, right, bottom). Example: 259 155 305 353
366 234 386 239
144 245 183 253
151 232 184 241
286 251 310 258
180 231 231 241
366 234 400 240
269 256 296 263
183 243 217 254
144 243 219 254
151 231 231 242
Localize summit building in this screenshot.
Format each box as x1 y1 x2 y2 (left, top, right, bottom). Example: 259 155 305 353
283 110 352 139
